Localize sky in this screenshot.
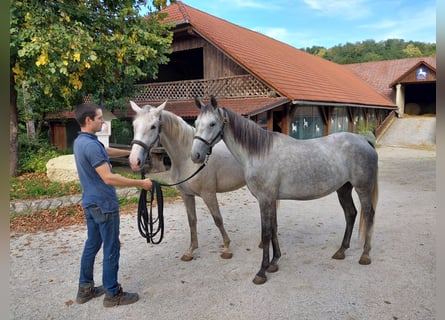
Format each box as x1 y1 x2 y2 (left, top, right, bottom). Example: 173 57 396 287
153 0 436 49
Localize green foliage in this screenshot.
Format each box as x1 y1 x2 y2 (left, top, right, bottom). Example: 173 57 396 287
10 173 82 200
18 137 64 174
110 118 134 145
118 197 139 206
302 39 436 64
161 185 179 198
10 1 174 110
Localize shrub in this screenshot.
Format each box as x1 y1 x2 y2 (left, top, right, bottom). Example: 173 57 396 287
18 137 64 174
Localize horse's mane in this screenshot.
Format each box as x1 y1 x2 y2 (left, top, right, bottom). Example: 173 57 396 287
160 109 195 145
223 107 275 157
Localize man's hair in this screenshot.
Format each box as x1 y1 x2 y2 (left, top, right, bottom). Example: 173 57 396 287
74 103 101 127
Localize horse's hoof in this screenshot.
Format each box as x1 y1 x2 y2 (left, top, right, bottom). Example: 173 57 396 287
332 251 346 260
181 254 193 262
267 264 279 273
221 252 233 259
252 275 267 285
359 255 371 265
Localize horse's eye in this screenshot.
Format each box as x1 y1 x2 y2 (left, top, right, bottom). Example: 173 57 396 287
210 122 215 128
151 125 156 130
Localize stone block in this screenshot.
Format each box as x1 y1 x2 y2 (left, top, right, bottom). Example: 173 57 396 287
46 154 79 183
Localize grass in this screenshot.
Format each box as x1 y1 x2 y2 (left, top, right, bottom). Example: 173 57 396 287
10 173 82 200
10 167 181 234
10 166 179 201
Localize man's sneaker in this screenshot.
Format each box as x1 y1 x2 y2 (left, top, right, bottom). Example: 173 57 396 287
103 285 139 307
76 284 105 304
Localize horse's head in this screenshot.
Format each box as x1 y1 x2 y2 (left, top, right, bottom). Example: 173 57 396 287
128 100 166 172
191 96 226 164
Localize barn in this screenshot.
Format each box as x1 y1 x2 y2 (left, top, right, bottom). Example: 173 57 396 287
48 2 437 151
127 1 396 141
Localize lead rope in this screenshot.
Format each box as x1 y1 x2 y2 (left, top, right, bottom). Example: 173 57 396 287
137 169 164 244
137 159 208 244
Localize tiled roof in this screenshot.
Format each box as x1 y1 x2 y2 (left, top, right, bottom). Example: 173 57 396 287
161 2 395 109
122 97 290 118
344 57 436 100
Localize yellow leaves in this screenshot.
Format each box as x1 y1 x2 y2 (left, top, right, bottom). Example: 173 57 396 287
12 63 24 78
61 86 71 99
117 48 126 64
24 12 31 21
68 74 82 90
43 85 53 96
59 10 71 23
35 51 49 66
72 52 80 62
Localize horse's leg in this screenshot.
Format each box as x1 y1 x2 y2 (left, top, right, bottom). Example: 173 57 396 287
253 199 275 285
201 193 232 259
332 182 357 260
268 200 281 273
356 190 376 265
181 194 198 261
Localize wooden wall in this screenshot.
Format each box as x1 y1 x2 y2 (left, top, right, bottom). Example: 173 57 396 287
172 36 247 79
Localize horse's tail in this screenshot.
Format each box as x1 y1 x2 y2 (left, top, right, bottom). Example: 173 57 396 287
359 168 378 241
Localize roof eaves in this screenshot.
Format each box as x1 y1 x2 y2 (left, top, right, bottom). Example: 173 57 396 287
245 97 290 117
292 99 397 110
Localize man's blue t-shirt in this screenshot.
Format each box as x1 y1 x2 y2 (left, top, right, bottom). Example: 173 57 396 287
73 132 119 213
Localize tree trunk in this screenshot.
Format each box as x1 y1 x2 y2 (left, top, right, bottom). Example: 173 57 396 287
10 73 19 177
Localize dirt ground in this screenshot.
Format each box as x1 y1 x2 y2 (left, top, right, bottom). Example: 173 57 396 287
9 145 436 320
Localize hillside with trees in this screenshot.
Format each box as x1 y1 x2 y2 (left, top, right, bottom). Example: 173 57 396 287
301 39 436 64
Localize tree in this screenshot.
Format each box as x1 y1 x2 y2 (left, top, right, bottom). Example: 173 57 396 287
301 39 436 64
403 43 423 57
10 0 174 176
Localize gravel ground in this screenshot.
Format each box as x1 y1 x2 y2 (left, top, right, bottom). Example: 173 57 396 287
9 145 436 320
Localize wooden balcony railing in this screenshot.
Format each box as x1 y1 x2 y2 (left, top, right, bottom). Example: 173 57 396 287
132 74 272 101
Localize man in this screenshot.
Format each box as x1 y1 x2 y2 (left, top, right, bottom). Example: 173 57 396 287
73 102 152 307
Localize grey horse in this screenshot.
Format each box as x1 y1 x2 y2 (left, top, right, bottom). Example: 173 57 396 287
191 97 378 285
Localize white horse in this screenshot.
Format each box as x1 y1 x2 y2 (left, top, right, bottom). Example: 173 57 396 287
128 101 246 261
191 97 379 285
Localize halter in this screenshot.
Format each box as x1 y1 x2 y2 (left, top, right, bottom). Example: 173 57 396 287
130 114 163 153
193 108 228 156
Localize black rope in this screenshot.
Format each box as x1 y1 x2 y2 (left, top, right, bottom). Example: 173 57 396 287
136 163 207 244
137 170 164 244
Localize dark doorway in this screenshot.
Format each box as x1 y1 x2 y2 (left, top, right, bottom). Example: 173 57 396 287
404 82 436 115
146 48 204 83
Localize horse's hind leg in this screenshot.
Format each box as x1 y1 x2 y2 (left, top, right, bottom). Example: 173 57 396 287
356 192 376 265
332 182 357 260
202 193 232 259
267 200 281 273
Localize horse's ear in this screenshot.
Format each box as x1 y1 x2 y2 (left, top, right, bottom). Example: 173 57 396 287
157 100 167 112
130 100 142 113
194 97 205 109
210 95 218 109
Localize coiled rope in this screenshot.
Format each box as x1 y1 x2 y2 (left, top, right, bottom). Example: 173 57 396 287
137 163 206 244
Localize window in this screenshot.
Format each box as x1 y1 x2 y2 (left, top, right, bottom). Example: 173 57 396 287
289 106 324 139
